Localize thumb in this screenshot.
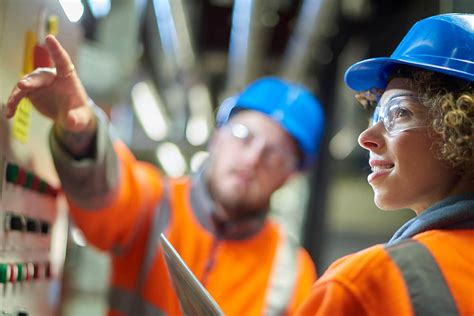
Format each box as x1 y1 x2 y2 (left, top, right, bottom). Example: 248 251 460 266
64 105 96 133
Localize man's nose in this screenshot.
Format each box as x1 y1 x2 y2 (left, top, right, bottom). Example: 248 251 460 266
242 139 266 168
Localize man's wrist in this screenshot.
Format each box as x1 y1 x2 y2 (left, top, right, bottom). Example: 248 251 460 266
54 115 97 160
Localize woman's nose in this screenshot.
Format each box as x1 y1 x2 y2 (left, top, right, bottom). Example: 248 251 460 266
358 122 385 151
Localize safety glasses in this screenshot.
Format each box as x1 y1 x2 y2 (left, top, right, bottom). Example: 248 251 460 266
371 95 430 135
226 123 297 171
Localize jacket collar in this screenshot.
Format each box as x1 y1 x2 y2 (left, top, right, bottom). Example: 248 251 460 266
388 193 474 245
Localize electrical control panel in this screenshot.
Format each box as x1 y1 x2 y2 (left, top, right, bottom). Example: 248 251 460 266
0 1 82 315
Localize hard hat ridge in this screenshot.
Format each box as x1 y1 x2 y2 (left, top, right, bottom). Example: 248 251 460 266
216 77 325 169
344 13 474 92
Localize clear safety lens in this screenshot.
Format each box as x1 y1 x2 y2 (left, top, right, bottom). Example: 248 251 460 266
371 96 428 135
227 123 297 170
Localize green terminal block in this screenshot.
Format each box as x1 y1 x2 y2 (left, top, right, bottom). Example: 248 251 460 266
39 180 47 193
0 263 10 283
24 173 34 188
5 164 19 183
16 263 24 282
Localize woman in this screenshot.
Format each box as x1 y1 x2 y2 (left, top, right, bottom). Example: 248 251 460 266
296 13 473 315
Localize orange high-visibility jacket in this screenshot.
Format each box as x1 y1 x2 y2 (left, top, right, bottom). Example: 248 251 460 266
296 195 474 316
50 118 316 316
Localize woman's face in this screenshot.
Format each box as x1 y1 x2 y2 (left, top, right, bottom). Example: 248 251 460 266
358 78 461 214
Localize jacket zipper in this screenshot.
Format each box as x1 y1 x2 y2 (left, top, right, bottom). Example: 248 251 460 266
201 237 220 286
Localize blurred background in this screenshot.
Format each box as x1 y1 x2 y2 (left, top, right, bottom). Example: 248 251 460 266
0 0 473 315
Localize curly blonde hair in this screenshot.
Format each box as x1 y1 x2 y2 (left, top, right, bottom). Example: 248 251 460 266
409 70 473 177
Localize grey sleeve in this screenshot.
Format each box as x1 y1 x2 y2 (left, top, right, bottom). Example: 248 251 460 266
49 105 120 210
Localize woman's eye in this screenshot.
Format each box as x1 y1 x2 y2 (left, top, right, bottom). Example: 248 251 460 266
395 107 410 117
391 106 412 120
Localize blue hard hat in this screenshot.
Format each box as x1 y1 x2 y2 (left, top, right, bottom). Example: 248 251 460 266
345 13 474 91
216 77 325 169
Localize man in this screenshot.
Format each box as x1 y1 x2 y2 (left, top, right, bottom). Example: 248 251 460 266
296 13 473 316
5 36 325 315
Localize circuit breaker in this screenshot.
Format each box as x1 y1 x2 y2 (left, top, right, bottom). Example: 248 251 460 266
0 1 82 315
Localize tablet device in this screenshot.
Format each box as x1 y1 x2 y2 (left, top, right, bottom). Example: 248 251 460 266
160 233 224 316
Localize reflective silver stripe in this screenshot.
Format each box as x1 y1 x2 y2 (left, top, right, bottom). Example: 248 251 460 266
111 199 151 256
137 182 171 291
264 227 298 316
110 184 171 315
385 239 459 316
109 287 167 316
112 178 170 257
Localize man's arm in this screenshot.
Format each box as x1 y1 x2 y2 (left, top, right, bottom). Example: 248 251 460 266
6 35 165 252
50 108 164 252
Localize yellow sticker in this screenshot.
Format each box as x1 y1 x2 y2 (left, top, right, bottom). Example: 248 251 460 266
12 98 33 143
23 31 37 75
47 15 59 36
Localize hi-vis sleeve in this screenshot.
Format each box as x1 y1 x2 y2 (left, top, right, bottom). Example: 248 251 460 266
50 110 164 252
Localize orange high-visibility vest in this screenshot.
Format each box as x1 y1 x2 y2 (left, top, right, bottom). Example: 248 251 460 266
66 141 316 316
296 228 474 316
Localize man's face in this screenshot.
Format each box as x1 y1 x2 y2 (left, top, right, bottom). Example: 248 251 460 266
207 111 299 219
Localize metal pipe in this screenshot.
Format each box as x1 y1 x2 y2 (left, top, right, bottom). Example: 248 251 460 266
152 0 196 73
280 0 334 82
226 0 270 93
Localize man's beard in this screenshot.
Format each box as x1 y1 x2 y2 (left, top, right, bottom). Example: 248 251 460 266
207 176 269 221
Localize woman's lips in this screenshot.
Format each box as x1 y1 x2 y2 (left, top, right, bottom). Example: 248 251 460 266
368 160 395 183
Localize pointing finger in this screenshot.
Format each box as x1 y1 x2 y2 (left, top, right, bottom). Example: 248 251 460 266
44 35 75 78
5 85 28 118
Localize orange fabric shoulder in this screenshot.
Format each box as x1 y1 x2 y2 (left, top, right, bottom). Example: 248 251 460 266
413 229 474 316
296 244 412 316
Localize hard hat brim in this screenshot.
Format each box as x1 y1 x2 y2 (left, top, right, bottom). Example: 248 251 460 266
344 56 474 92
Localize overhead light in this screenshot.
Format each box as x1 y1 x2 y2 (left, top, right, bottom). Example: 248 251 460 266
156 142 187 177
59 0 84 23
87 0 111 19
186 84 213 146
190 151 209 172
186 117 210 146
131 81 169 141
